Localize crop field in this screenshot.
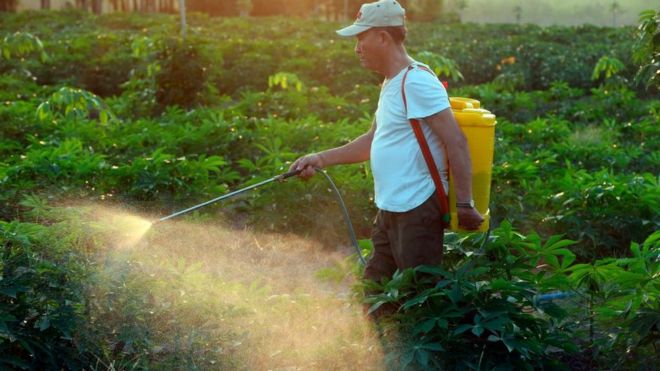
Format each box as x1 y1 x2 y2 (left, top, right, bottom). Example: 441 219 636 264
0 8 658 370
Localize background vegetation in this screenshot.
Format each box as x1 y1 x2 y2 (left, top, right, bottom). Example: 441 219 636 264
0 8 658 370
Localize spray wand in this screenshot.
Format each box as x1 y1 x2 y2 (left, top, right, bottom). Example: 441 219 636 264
154 168 367 265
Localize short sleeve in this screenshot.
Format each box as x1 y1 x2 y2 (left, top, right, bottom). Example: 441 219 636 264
404 68 450 120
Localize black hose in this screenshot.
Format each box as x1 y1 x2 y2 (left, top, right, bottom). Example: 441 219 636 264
317 169 367 266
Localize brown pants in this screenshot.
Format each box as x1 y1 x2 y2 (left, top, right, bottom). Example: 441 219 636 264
364 193 445 282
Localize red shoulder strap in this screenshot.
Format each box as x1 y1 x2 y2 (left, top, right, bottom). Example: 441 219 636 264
402 65 450 227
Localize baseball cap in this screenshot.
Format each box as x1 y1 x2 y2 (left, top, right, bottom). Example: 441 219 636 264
336 0 406 37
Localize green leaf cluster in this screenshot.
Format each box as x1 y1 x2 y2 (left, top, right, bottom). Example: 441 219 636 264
361 224 660 369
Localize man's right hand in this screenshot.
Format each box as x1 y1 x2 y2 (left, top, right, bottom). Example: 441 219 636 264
457 207 484 231
289 153 325 180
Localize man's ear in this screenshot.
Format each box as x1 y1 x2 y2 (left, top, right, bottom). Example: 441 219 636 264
377 30 390 45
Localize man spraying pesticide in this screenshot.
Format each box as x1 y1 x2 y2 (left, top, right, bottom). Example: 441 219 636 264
153 0 495 308
290 0 485 291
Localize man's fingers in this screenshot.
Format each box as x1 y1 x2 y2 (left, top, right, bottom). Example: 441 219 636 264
458 210 484 230
301 166 316 178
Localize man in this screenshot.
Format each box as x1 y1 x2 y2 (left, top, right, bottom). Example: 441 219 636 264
289 0 483 283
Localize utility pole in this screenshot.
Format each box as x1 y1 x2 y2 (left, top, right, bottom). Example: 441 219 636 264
179 0 186 41
514 4 522 24
610 1 621 27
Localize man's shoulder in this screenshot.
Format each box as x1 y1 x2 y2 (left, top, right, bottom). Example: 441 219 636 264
407 63 440 84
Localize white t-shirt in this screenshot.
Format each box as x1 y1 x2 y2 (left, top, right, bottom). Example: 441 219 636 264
370 63 450 212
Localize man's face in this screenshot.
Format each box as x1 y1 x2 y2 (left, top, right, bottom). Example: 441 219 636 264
354 29 383 71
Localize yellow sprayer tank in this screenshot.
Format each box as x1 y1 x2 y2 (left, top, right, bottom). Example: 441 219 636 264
449 97 496 232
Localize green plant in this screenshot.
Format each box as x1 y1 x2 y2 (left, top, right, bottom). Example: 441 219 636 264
0 31 47 62
414 51 464 81
36 87 117 125
362 223 579 369
155 38 210 110
632 10 659 90
0 31 48 80
0 219 92 369
592 55 627 87
567 230 660 367
268 72 305 92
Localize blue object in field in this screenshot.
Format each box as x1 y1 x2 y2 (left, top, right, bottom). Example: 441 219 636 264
536 291 574 302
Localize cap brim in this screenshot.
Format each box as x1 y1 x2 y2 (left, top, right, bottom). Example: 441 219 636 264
336 24 371 37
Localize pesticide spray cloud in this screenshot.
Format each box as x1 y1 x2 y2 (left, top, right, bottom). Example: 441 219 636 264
81 204 385 369
87 206 154 250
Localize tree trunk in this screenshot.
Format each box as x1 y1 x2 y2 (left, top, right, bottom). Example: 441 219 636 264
92 0 102 14
0 0 18 12
41 0 51 9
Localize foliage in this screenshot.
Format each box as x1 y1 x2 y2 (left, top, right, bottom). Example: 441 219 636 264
591 55 626 82
632 9 660 90
0 13 640 99
268 72 305 92
414 51 464 81
361 224 660 369
36 86 117 125
0 31 48 81
566 230 660 367
362 223 578 369
0 199 243 369
0 11 658 369
0 31 47 62
155 38 210 110
0 217 92 369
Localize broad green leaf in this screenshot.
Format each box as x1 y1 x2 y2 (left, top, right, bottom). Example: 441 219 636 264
453 324 472 335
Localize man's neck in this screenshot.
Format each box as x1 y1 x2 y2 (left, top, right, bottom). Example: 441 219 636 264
382 46 413 79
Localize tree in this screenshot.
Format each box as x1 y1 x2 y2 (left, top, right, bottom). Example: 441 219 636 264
282 0 315 17
187 0 238 16
92 0 103 14
237 0 251 16
41 0 51 9
0 0 17 12
632 9 659 90
76 0 90 11
159 0 175 12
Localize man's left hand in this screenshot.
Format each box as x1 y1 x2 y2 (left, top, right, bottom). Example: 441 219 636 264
457 207 484 230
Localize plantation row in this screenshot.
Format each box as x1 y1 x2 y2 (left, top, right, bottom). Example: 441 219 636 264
0 9 658 370
1 10 657 255
1 10 639 98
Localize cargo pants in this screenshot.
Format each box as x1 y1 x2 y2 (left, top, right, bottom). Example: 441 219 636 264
364 192 445 282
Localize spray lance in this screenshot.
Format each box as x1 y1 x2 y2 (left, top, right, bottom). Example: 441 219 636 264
154 168 367 265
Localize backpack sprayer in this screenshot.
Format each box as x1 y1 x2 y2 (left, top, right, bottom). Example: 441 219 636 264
153 168 367 265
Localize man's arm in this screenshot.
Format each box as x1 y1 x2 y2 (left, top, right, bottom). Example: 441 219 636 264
289 119 376 178
424 108 484 230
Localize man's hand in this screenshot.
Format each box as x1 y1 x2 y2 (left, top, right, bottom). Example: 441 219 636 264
289 153 325 180
457 207 484 231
